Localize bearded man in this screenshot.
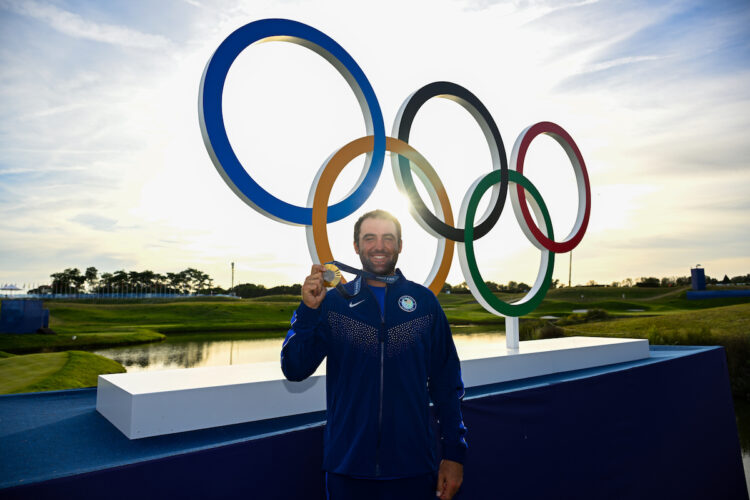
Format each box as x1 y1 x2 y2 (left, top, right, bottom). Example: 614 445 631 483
281 209 467 500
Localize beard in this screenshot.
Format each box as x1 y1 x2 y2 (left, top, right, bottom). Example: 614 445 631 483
358 250 399 276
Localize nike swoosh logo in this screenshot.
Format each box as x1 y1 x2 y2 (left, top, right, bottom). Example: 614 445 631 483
349 299 365 308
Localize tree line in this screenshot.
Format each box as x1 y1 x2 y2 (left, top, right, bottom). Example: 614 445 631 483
27 267 749 298
442 280 550 294
442 273 750 294
31 267 215 296
609 273 749 288
29 267 301 298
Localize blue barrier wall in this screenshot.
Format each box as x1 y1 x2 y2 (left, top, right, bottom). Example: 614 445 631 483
687 290 750 299
0 346 746 499
0 299 49 334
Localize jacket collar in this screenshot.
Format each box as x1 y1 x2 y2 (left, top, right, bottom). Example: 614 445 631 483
341 269 405 297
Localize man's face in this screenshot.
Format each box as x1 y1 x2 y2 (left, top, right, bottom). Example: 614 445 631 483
354 217 402 276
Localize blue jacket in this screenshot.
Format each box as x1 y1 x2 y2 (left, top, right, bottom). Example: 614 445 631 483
281 270 467 478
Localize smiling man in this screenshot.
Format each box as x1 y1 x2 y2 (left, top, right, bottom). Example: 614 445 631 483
281 209 467 500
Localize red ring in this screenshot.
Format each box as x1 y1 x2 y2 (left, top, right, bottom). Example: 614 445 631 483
514 122 591 253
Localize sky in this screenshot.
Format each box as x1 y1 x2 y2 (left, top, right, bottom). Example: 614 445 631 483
0 0 749 290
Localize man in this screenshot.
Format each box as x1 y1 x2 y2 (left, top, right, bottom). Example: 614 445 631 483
281 209 466 500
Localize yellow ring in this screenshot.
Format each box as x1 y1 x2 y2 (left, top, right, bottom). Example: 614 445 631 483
307 136 454 296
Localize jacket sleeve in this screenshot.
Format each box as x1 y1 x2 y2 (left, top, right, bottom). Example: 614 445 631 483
428 303 468 464
280 301 328 382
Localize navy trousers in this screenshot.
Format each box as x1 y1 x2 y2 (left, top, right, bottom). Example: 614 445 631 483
325 472 437 500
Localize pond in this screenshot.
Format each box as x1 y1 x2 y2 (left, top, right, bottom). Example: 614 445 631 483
92 331 507 372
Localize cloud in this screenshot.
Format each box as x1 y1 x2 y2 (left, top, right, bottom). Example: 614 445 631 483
0 164 86 176
70 213 118 231
462 0 599 14
0 0 173 50
580 55 665 74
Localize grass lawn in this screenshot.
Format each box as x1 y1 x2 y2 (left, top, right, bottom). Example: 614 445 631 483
0 329 165 354
0 350 125 394
560 303 750 399
560 302 750 338
46 298 297 334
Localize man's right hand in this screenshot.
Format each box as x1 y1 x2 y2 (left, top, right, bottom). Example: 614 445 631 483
302 264 327 309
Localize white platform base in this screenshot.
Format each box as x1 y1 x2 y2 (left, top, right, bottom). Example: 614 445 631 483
97 336 649 439
459 336 649 388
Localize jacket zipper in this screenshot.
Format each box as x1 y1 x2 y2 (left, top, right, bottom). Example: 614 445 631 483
375 284 387 476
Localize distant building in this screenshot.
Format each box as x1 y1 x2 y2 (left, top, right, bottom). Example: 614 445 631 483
690 266 706 291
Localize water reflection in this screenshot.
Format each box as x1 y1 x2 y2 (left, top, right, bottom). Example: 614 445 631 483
93 332 507 373
94 337 280 372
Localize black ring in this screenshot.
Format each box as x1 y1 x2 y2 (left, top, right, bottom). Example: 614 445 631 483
393 81 508 241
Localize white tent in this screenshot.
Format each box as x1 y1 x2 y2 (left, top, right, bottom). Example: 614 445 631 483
1 284 22 297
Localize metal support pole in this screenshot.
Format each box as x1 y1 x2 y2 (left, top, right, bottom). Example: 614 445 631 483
505 316 519 351
568 251 572 288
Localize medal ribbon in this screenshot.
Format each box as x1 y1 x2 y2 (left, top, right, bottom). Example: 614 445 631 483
327 261 400 285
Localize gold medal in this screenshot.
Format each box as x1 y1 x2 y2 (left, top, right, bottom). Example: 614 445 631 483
322 263 342 287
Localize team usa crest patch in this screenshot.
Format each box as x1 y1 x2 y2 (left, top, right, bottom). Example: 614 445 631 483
398 295 417 312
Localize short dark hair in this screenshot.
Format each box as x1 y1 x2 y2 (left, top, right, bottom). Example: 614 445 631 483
354 209 402 245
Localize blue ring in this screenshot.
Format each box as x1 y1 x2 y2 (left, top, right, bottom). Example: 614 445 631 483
199 18 385 225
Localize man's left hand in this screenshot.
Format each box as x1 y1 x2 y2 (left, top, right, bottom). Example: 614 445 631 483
436 459 463 499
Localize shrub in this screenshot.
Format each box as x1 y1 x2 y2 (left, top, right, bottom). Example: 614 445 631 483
518 319 564 341
556 309 611 326
537 323 565 339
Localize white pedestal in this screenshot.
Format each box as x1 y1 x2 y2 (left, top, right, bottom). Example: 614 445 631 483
459 336 649 388
96 362 326 439
97 336 649 439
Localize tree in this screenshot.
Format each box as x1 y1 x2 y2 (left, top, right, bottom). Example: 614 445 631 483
180 268 211 294
267 283 301 296
126 270 158 294
234 283 267 298
153 273 166 293
660 276 675 287
98 272 113 294
50 268 86 294
675 276 691 286
85 267 98 292
178 269 194 294
166 272 181 294
635 277 660 288
97 270 129 295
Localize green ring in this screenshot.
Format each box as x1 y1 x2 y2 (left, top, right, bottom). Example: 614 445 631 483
464 169 554 317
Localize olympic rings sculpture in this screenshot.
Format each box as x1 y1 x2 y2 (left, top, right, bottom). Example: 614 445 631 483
199 18 591 318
